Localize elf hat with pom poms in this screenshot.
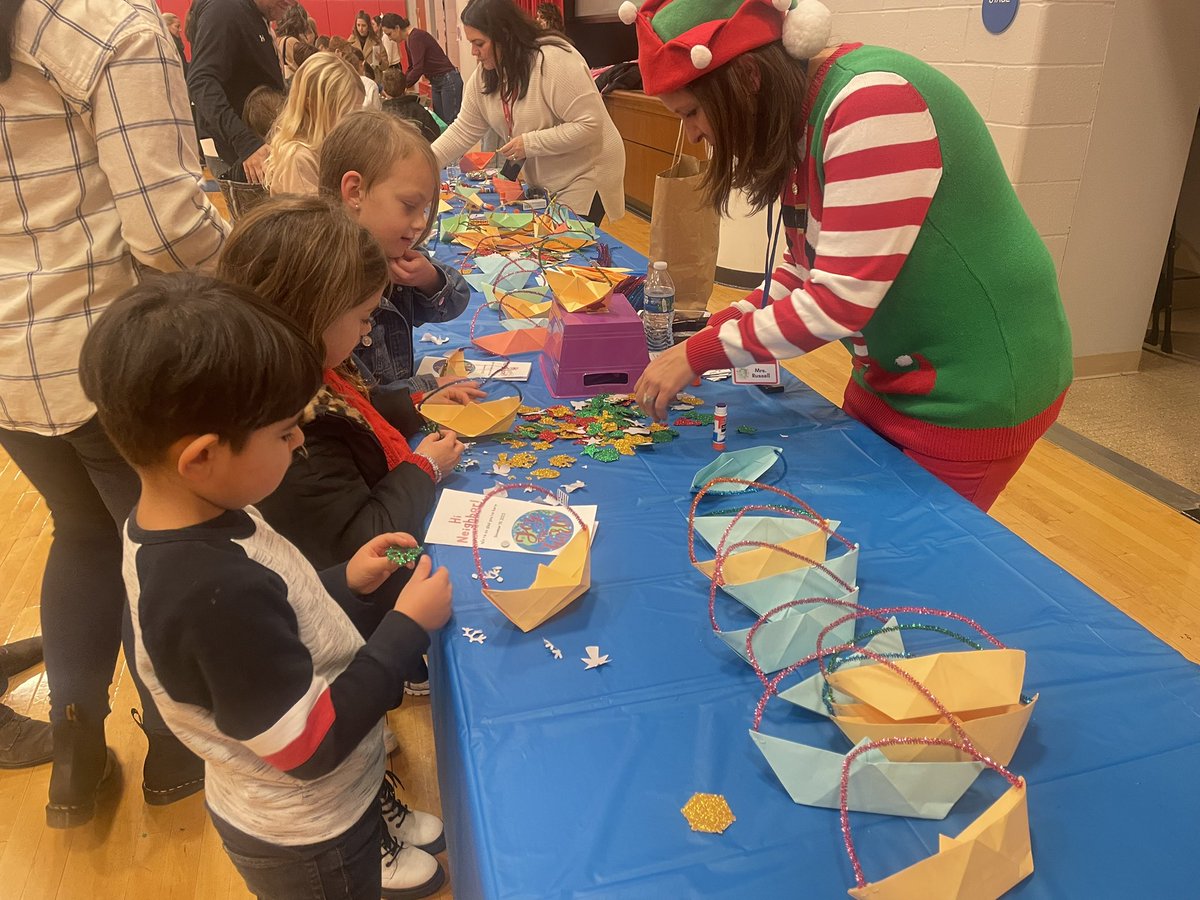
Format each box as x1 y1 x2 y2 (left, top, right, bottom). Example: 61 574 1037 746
618 0 832 95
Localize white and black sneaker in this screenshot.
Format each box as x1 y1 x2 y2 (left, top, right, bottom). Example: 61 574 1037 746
380 833 444 899
382 771 446 855
402 679 431 697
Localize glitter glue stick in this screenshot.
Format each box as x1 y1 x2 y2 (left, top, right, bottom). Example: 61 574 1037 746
712 403 728 451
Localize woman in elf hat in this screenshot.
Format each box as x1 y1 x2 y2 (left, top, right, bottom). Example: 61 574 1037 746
432 0 626 225
628 0 1072 511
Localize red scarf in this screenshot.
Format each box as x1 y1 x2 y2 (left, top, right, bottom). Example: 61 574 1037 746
324 369 428 476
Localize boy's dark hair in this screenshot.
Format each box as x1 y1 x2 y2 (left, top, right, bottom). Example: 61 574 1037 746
242 85 286 141
380 13 409 29
292 41 318 69
535 2 563 31
79 273 322 468
381 66 405 98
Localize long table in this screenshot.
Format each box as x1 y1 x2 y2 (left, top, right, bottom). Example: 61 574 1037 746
421 213 1200 898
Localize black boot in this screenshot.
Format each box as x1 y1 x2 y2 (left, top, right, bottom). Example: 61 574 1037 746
45 704 119 828
0 704 54 769
0 637 43 678
131 708 204 806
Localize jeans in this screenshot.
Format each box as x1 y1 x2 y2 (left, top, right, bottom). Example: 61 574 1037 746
212 799 383 900
430 70 463 124
0 418 168 734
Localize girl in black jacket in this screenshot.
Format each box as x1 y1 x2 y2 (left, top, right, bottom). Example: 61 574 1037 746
216 195 476 578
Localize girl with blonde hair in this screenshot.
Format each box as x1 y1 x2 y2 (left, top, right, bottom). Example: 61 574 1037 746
265 52 363 195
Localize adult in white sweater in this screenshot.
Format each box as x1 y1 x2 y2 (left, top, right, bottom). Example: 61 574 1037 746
433 0 625 224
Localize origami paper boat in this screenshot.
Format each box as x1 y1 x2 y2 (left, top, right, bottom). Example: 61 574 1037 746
693 514 842 553
483 528 592 632
455 184 485 209
499 286 553 320
465 255 540 295
847 779 1033 899
472 324 548 356
439 212 469 242
751 734 985 820
707 543 860 617
490 211 534 229
778 621 905 714
717 590 861 673
833 695 1039 766
691 447 784 492
460 151 495 172
493 176 525 204
545 268 613 312
828 649 1026 722
420 394 522 438
557 264 632 285
693 530 828 583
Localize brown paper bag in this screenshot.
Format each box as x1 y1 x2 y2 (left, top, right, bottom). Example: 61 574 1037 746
649 130 720 311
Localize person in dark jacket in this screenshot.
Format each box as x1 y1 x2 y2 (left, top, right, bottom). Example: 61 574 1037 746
380 68 441 143
187 0 289 182
215 195 470 590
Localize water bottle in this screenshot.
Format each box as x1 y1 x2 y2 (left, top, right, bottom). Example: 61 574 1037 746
643 260 676 353
446 163 461 187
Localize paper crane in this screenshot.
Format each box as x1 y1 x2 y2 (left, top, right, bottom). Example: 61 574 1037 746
482 525 591 632
750 735 985 820
545 268 614 312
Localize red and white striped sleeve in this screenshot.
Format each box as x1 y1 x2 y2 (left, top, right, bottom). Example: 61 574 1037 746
687 72 943 372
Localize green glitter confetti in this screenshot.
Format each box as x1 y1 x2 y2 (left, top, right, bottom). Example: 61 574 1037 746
691 412 715 425
583 445 620 462
651 428 679 444
386 546 423 566
737 425 758 435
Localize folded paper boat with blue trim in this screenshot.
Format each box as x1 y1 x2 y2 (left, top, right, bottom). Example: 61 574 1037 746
750 735 985 819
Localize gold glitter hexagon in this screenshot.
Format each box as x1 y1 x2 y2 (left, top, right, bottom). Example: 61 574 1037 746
681 793 735 834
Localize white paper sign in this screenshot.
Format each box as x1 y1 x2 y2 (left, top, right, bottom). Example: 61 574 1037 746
426 489 598 555
732 362 781 386
416 355 532 381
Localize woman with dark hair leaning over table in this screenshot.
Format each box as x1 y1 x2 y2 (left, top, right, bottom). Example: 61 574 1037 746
628 0 1072 512
431 0 626 226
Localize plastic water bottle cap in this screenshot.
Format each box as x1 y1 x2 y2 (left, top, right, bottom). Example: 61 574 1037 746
653 260 668 271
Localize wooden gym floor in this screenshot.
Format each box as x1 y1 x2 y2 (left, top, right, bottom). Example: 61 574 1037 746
0 207 1196 899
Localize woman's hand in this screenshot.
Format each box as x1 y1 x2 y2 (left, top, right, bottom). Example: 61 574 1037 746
389 250 443 294
499 135 526 161
346 531 421 595
633 342 696 423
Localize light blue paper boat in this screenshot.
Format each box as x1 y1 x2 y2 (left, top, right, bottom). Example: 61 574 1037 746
717 589 861 673
690 446 783 493
777 619 904 715
715 544 861 617
465 256 540 294
694 515 841 553
750 735 985 819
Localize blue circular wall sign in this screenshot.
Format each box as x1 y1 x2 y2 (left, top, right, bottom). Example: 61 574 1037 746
982 0 1020 35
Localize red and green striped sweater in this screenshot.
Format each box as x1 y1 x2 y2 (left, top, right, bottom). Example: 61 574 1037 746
687 43 1073 461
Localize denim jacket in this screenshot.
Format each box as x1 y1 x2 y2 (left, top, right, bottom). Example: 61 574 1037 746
354 254 470 396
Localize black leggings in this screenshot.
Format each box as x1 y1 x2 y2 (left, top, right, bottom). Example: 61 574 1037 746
0 418 167 733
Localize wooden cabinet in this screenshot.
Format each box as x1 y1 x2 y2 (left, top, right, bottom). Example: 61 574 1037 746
604 90 707 217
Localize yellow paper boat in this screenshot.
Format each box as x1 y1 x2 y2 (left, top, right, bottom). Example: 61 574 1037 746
546 269 613 312
483 529 592 632
421 395 521 438
827 650 1026 722
499 290 552 320
693 531 828 585
848 779 1033 899
833 695 1039 766
558 264 632 285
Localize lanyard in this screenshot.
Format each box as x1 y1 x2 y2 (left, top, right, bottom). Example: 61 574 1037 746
501 91 515 138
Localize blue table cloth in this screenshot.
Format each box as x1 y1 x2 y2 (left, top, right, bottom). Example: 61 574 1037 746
420 210 1200 898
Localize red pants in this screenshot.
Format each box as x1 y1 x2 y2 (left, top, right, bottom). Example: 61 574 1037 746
903 447 1033 512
